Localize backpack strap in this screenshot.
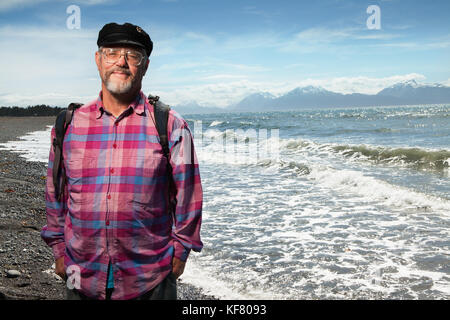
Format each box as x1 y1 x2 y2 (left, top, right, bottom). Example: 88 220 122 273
148 94 176 219
52 102 82 200
149 95 171 161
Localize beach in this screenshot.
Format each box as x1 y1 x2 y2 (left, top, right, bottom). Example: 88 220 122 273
0 116 217 300
1 105 449 300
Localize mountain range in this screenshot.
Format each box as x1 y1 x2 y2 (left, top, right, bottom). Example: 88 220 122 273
173 80 450 114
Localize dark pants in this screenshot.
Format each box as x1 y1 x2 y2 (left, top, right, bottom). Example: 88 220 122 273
66 272 177 300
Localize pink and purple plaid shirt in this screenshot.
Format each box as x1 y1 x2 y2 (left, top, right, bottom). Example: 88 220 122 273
41 91 203 300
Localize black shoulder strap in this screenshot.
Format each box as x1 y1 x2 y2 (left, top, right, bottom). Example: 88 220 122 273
52 103 82 200
148 94 171 160
148 94 176 218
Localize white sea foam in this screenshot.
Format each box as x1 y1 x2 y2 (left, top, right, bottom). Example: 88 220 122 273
182 256 284 300
209 120 224 127
0 126 51 163
307 165 450 213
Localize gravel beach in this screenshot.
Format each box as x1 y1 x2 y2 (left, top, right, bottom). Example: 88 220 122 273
0 116 217 300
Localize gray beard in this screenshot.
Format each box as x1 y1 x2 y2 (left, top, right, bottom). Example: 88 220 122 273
105 77 133 94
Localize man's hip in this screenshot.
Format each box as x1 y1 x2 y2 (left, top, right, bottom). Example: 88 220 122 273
66 272 177 300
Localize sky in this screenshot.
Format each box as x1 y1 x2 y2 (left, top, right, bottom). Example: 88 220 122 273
0 0 449 108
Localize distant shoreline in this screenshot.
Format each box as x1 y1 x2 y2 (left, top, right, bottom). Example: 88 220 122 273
0 105 63 117
0 117 54 143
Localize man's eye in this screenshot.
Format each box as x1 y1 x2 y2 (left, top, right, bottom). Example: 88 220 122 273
107 51 120 58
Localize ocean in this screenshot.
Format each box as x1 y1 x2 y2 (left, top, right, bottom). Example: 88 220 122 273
1 104 449 299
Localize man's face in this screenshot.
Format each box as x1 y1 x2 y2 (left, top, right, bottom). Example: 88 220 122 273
95 45 149 95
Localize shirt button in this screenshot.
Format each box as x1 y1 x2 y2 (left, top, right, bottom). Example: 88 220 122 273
113 143 117 149
115 122 119 126
107 194 111 200
110 168 114 174
106 220 110 226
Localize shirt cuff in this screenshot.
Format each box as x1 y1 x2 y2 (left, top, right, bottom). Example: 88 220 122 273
173 240 191 262
52 242 66 260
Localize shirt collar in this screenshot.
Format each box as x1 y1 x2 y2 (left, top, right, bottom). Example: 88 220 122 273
95 91 147 119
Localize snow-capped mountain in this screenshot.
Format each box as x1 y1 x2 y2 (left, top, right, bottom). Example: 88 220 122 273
229 81 450 111
284 86 331 96
376 80 450 103
173 81 450 114
230 92 276 111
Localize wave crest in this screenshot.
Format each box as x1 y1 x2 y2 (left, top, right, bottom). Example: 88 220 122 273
332 145 450 170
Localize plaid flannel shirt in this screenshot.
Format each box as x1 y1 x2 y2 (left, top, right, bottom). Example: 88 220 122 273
41 91 203 300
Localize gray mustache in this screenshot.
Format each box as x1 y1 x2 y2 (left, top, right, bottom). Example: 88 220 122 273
108 68 131 75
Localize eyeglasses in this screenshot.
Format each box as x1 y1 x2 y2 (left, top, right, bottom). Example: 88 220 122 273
100 47 146 67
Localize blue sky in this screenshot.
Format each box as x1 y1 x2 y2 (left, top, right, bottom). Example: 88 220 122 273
0 0 449 107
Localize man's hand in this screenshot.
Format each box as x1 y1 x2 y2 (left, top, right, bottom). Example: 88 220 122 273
172 257 186 279
55 256 66 280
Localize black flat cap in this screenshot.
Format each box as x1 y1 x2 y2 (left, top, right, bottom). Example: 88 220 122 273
97 22 153 57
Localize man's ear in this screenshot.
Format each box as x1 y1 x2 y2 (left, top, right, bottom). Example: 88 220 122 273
95 50 101 71
142 58 150 76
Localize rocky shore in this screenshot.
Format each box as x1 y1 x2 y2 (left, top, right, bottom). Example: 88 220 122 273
0 116 217 300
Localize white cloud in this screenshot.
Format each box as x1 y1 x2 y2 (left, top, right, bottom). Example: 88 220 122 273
287 73 427 95
0 25 100 106
156 61 212 71
294 27 355 43
201 74 248 81
154 79 273 108
184 31 214 44
388 24 413 31
279 27 351 54
150 59 268 83
0 25 96 39
279 27 408 54
302 73 427 95
354 33 400 40
241 5 279 21
368 33 450 50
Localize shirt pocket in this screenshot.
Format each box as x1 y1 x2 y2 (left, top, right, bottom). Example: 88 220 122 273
126 155 169 215
66 157 100 205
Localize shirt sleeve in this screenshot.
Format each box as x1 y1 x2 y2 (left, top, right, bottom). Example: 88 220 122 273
40 126 68 260
168 113 203 262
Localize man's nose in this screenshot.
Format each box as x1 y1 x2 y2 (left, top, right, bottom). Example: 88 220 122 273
115 53 128 67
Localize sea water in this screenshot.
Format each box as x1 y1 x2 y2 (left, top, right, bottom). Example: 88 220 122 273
1 104 449 299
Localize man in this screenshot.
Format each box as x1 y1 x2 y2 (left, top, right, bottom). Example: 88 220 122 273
41 22 203 300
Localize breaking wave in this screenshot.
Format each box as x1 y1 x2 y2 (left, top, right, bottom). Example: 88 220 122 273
280 137 450 171
331 145 450 170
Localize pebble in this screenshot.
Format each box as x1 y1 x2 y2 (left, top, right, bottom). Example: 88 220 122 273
17 282 31 288
6 270 21 278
